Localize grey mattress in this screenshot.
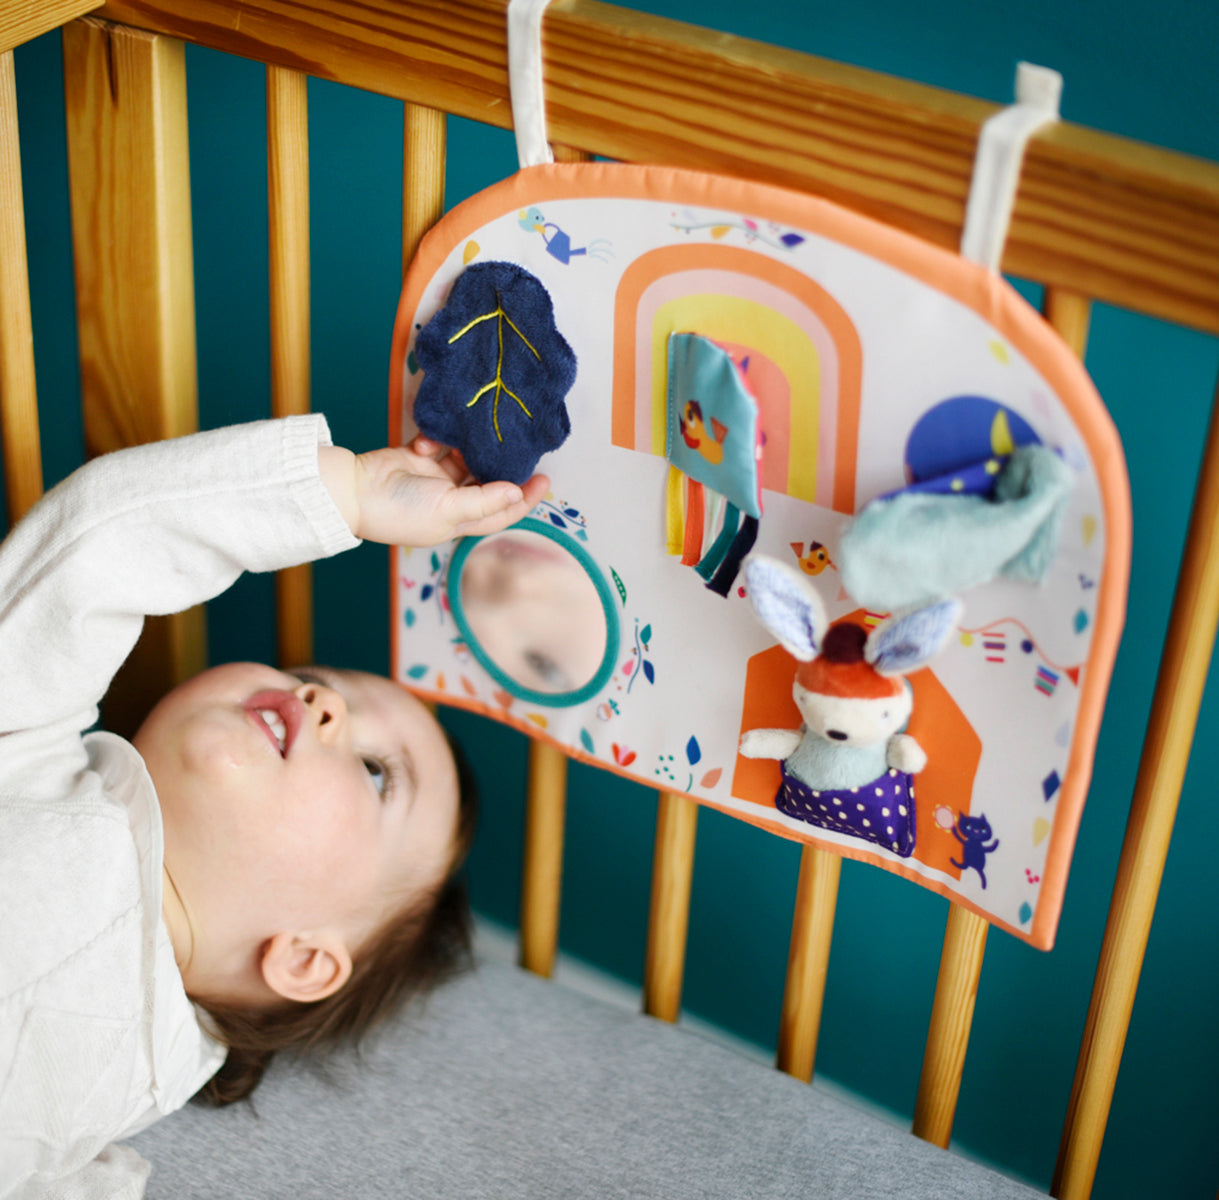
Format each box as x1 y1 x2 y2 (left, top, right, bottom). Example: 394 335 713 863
129 957 1043 1198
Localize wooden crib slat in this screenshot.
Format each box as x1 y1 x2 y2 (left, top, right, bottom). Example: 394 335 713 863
402 103 445 277
776 844 841 1082
63 17 204 735
551 144 592 165
512 147 599 978
1035 284 1099 1195
0 49 43 526
1053 371 1219 1199
912 904 989 1147
1043 287 1092 359
910 284 1096 1149
64 20 198 451
98 0 1219 335
643 790 698 1022
266 64 313 667
519 739 568 977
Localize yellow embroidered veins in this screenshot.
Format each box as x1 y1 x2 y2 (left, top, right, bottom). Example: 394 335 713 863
449 295 541 442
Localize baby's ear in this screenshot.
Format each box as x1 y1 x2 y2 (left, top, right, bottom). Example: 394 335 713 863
260 931 353 1003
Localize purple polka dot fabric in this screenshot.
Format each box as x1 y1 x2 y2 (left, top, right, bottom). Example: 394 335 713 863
777 765 917 858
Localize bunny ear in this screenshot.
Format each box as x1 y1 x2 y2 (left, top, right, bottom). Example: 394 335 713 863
866 597 962 676
744 555 828 661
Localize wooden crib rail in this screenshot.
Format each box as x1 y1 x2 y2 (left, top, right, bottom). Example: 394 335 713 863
96 0 1219 336
0 0 98 53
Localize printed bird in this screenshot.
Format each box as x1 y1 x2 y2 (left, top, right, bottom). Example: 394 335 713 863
679 399 728 465
790 540 835 576
518 207 613 264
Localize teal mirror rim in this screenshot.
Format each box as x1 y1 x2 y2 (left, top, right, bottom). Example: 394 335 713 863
447 516 621 709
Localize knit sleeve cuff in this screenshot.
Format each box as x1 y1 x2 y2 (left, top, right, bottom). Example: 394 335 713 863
279 413 362 559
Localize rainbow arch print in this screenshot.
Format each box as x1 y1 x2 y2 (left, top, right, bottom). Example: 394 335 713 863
612 244 863 513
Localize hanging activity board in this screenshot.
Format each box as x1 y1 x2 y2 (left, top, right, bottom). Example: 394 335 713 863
388 162 1130 949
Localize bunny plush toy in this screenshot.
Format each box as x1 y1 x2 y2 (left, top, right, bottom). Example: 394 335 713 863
739 556 960 858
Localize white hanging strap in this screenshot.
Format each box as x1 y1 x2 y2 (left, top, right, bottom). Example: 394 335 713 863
960 62 1062 271
507 0 555 168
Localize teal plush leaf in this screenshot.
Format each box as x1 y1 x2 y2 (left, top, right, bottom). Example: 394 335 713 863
640 623 652 647
406 665 429 680
579 728 595 754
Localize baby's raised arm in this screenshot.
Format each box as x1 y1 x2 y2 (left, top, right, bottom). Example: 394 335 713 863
0 419 545 743
318 441 549 546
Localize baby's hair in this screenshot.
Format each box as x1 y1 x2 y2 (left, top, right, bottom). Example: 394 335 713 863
196 726 479 1106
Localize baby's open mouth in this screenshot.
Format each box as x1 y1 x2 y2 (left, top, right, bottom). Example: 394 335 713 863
245 690 304 758
256 709 288 755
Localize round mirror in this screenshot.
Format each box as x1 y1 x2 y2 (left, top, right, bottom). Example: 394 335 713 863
449 518 618 707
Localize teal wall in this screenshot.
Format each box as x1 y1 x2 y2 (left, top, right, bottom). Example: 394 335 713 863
11 3 1219 1194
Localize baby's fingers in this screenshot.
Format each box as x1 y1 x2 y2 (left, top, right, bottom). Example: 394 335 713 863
408 436 470 485
447 474 548 537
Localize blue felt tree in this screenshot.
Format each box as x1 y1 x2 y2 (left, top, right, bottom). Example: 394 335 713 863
412 261 577 484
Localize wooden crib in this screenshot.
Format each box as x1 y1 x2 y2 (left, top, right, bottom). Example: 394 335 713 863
2 2 1217 1197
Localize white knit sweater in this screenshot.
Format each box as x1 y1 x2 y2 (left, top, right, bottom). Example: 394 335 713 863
0 417 359 1198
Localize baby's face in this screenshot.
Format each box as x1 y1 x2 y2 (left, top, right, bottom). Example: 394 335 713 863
134 663 458 993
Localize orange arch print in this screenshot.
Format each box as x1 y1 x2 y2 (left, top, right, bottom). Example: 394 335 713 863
612 243 863 513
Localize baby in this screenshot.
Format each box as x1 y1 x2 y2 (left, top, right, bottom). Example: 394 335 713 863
0 414 546 1199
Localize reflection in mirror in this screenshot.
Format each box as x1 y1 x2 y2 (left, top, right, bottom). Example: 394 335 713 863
452 520 614 704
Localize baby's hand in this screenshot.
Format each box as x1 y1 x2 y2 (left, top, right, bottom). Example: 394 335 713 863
320 443 549 546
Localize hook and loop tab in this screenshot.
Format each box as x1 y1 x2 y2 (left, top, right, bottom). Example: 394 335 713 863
960 63 1062 271
507 0 556 168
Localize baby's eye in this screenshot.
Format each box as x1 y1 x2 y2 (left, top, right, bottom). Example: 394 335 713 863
363 756 389 798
